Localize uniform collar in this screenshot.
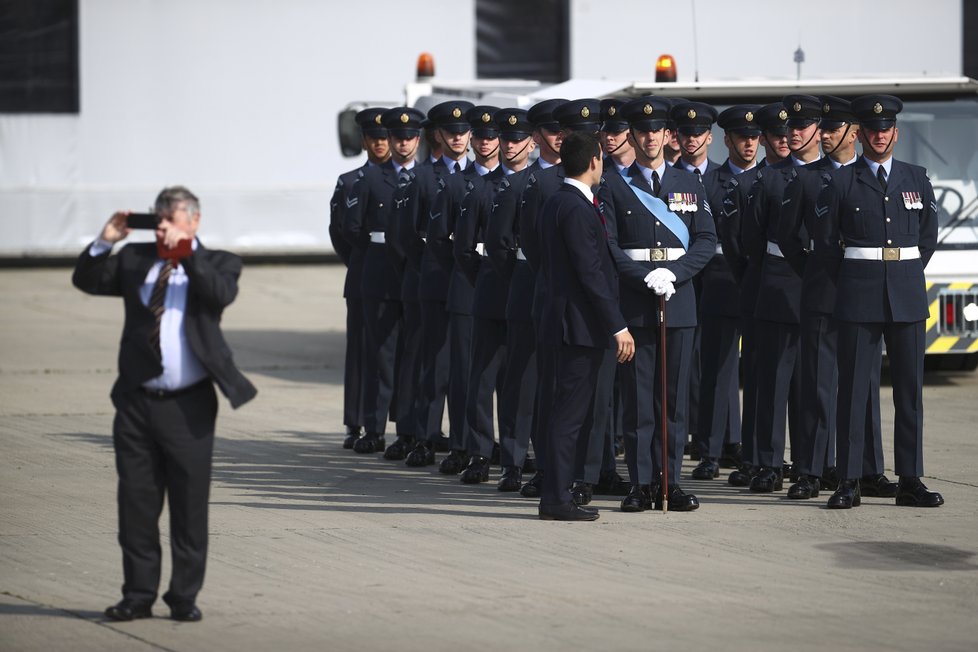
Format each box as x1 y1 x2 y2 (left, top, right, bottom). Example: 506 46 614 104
563 177 595 204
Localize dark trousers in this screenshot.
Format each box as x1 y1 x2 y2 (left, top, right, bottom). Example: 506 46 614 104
696 313 742 459
753 319 801 469
740 317 758 467
465 316 507 458
420 300 450 441
448 312 474 452
837 320 924 480
539 344 605 507
362 297 401 434
621 326 693 486
343 298 364 429
112 382 217 606
687 323 702 436
575 348 618 483
393 299 424 436
498 321 537 468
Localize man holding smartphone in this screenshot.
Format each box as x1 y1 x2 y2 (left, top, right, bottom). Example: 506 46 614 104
73 186 257 623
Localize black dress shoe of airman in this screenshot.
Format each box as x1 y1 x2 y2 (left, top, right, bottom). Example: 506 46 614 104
522 456 537 474
497 465 522 492
539 502 600 521
342 426 362 449
383 435 415 460
819 467 840 491
169 603 203 622
787 475 820 499
719 442 743 468
520 471 543 498
895 476 944 507
654 484 700 511
860 473 899 498
571 481 593 506
438 449 469 474
728 464 754 487
595 469 630 496
827 479 861 509
460 455 491 484
620 484 652 512
405 441 435 467
105 599 152 622
691 458 720 480
749 466 783 493
353 433 385 454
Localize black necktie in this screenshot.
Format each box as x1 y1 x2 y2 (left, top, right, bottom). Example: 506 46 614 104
694 168 702 177
453 161 461 174
877 166 888 193
149 259 175 359
651 170 661 196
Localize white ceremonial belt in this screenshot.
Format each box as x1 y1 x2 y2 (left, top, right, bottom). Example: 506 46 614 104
766 241 784 257
714 243 724 255
516 248 527 261
844 246 920 261
369 231 386 244
623 247 685 262
475 242 486 256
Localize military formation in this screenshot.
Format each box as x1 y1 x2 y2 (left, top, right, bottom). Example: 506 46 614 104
328 92 945 517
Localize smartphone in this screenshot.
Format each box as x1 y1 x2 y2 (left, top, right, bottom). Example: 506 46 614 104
156 238 193 260
126 213 159 229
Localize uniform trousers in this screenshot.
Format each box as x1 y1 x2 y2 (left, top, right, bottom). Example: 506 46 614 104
574 348 618 483
342 298 364 429
837 319 925 480
465 316 507 458
696 313 742 459
420 300 450 442
498 321 537 468
112 382 217 607
752 320 801 469
362 297 401 434
393 299 424 436
448 312 474 452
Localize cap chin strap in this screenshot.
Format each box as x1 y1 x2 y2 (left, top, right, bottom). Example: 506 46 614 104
682 135 709 163
791 123 820 157
538 131 561 160
504 139 531 164
607 137 628 155
822 123 853 157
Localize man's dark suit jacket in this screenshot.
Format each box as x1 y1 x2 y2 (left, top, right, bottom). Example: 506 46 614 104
72 242 258 409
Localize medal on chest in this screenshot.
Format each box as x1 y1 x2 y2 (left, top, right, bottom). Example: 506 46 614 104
902 191 922 210
668 192 698 213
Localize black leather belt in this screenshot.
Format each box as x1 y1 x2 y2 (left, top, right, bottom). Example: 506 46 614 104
140 379 210 399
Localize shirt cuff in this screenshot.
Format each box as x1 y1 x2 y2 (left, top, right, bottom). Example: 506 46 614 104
88 239 113 257
613 327 628 337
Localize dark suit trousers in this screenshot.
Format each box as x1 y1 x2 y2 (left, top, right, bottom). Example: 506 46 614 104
112 382 217 606
420 301 450 442
362 297 401 434
393 299 424 435
539 344 605 507
696 314 742 459
498 321 537 468
753 320 800 469
465 316 507 458
343 298 365 429
575 348 617 483
448 312 474 451
740 317 759 466
837 320 924 479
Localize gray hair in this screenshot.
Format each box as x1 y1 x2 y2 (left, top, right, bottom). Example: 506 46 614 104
154 185 200 216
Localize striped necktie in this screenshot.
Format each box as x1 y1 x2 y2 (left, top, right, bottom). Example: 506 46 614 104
148 259 175 359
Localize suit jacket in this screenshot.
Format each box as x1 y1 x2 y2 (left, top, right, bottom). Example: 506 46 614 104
485 162 539 323
699 159 745 318
421 165 479 305
719 165 763 317
537 184 626 348
454 166 507 320
815 158 938 323
343 160 404 301
329 164 367 299
72 242 257 409
522 165 567 327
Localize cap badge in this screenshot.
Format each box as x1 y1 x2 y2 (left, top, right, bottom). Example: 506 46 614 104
793 102 802 113
823 103 831 113
778 109 788 121
873 103 883 114
608 106 617 116
643 104 653 115
400 113 409 124
452 107 462 118
581 106 590 118
508 114 518 125
745 111 754 122
687 109 697 119
374 114 382 124
482 112 491 123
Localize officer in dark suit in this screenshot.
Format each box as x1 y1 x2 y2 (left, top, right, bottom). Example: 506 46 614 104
598 96 717 512
343 107 425 454
815 95 944 509
535 130 635 521
73 186 257 622
330 108 390 448
484 108 541 491
722 103 790 487
692 104 761 479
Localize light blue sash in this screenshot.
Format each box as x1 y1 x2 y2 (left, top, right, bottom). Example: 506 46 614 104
624 177 690 250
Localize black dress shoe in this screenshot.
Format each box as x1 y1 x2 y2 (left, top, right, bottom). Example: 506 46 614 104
438 450 469 475
169 603 203 622
784 462 796 483
522 456 537 474
520 471 543 498
497 465 522 492
595 469 630 496
383 435 415 460
654 483 700 512
895 476 944 508
819 467 840 491
353 433 385 454
571 481 593 506
787 475 820 499
749 467 783 493
342 426 362 449
691 458 720 480
620 484 652 512
728 464 754 487
539 502 600 521
827 479 861 509
719 442 743 468
405 441 435 467
104 599 152 622
434 434 451 452
860 473 899 498
460 455 490 484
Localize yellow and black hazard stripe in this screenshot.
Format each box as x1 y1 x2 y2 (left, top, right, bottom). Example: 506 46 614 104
924 281 978 355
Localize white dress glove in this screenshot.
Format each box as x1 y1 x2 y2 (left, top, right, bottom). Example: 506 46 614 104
657 280 676 301
643 267 677 289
